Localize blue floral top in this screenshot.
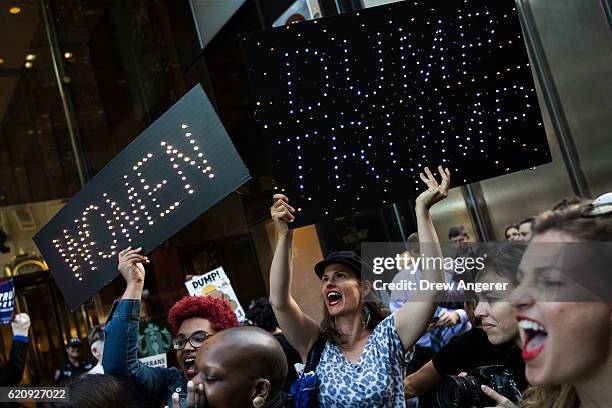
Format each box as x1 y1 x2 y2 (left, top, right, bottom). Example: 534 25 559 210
316 314 406 407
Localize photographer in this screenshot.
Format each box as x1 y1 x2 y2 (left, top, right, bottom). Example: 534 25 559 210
404 243 528 408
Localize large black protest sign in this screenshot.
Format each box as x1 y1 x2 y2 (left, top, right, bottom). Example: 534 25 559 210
241 0 551 227
34 85 251 310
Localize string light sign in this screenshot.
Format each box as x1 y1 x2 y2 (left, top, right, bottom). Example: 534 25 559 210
241 0 551 228
34 85 251 310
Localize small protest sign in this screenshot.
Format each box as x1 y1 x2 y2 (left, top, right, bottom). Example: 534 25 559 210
0 279 15 325
139 353 168 369
185 267 246 322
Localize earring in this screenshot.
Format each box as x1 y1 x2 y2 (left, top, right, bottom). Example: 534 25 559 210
253 396 266 408
362 304 371 327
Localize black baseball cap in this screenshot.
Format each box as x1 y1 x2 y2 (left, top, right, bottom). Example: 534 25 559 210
67 338 82 347
314 251 366 280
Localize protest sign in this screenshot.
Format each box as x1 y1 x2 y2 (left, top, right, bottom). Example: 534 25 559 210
34 85 251 310
0 279 15 325
185 267 246 322
241 0 551 227
139 353 168 369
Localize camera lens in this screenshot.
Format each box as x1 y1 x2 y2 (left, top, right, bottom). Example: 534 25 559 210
436 375 475 408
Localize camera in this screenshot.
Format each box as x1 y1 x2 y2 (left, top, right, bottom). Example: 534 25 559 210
436 365 522 408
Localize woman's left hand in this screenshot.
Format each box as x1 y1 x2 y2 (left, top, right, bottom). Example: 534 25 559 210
415 166 451 211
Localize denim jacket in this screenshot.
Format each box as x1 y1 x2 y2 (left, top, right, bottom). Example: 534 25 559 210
103 299 187 407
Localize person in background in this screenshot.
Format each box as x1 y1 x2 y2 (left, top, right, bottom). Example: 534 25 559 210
49 374 142 408
448 225 472 256
404 243 528 407
103 247 240 407
246 298 302 392
517 217 535 242
389 232 420 311
0 313 31 386
85 325 105 375
54 337 93 384
504 223 520 241
168 326 293 408
448 225 478 284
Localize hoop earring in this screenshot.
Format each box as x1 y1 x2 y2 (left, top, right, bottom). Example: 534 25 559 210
253 396 266 408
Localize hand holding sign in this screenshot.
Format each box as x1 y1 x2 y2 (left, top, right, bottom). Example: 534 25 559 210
270 194 296 233
118 247 149 300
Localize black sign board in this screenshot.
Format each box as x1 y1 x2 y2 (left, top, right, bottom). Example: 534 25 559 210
34 85 251 310
241 0 551 227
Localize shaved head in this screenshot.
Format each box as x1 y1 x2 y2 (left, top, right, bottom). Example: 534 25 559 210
208 327 288 387
194 327 289 407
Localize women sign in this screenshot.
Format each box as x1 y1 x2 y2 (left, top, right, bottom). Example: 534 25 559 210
34 85 250 310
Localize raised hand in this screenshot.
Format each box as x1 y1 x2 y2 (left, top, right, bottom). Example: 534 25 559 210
270 194 295 233
118 247 149 299
416 166 451 210
11 313 31 337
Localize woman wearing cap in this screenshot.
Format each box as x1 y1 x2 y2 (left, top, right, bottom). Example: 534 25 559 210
269 166 450 407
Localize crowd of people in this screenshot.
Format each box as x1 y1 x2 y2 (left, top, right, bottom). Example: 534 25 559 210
4 166 610 408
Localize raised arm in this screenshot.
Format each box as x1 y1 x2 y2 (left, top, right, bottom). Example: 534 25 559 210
0 314 30 387
395 166 450 350
103 248 168 403
268 194 321 360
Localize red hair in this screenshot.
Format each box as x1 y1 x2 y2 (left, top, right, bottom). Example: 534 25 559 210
167 295 239 336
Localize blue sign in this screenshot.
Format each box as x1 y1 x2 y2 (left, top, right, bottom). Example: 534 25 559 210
0 279 15 325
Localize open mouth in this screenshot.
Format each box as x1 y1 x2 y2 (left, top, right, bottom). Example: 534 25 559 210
326 290 342 307
518 318 548 362
184 356 197 377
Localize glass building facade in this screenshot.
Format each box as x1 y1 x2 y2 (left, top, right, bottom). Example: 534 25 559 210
0 0 610 384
